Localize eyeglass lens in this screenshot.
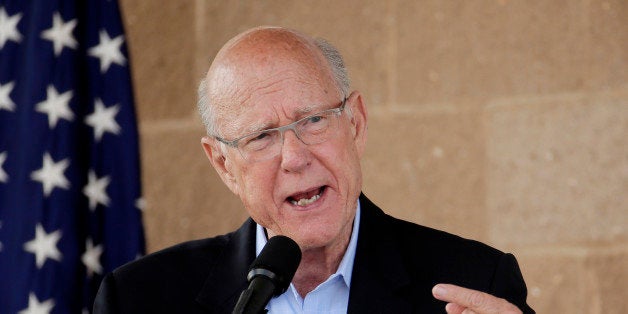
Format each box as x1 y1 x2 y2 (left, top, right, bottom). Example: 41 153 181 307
239 110 338 161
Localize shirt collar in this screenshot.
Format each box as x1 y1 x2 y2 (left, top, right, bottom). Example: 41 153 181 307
255 198 361 288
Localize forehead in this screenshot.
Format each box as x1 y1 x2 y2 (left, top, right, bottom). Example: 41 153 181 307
217 77 338 138
206 29 342 137
211 55 340 137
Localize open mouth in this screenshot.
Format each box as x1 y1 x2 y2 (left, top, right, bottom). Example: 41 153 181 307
287 186 326 207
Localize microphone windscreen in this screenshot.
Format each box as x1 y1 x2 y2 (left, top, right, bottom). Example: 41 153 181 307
250 235 302 293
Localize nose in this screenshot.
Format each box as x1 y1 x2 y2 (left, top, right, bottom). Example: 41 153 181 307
279 129 311 172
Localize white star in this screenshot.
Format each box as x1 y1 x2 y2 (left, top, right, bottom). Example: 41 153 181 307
0 151 8 183
0 7 22 49
18 293 55 314
40 12 77 56
23 224 62 269
0 81 16 111
30 152 70 197
135 197 146 212
82 238 103 277
85 98 120 141
88 29 126 73
83 170 110 211
35 85 74 129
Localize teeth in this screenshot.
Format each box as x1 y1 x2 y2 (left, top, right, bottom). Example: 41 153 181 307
290 193 321 206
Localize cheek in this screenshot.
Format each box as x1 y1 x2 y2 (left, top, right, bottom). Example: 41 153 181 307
332 140 363 195
238 163 278 203
314 145 360 197
238 168 283 230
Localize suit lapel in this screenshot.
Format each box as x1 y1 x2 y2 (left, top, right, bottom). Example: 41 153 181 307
195 218 257 313
348 194 414 313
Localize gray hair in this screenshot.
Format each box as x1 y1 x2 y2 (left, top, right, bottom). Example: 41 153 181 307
196 37 350 137
313 37 350 97
197 77 215 135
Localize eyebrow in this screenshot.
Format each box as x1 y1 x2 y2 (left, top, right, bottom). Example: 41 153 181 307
250 105 320 131
235 102 334 138
294 105 316 116
242 121 271 135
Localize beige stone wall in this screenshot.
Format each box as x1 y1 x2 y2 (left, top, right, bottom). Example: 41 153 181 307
119 1 627 313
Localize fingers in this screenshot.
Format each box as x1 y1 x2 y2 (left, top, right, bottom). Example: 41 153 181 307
433 284 522 314
445 302 468 314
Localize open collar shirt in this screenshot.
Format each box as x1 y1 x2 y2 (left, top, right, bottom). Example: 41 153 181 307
255 200 361 314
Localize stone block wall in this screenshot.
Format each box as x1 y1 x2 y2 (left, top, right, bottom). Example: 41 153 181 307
119 1 627 312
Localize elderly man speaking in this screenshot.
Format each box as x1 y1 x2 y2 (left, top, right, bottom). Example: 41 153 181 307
94 27 534 314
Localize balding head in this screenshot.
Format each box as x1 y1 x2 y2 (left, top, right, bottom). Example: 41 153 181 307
197 27 349 136
198 27 368 256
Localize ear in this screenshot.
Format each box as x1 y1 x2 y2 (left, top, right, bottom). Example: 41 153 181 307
346 91 368 157
201 136 239 195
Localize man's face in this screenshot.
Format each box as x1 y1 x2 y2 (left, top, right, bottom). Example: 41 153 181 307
203 53 368 252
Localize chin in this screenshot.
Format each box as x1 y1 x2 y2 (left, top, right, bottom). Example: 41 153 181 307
290 228 343 252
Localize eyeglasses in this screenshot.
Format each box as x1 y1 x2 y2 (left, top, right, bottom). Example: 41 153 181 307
215 98 347 162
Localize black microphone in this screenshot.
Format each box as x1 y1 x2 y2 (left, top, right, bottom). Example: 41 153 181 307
232 235 302 314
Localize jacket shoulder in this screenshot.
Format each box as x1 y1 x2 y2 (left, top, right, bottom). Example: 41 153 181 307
377 210 533 312
112 232 233 288
387 215 504 258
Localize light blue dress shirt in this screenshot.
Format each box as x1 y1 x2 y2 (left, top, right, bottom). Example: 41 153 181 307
255 200 361 314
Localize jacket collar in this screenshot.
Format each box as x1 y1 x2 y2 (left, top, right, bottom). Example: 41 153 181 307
195 218 257 313
347 193 413 313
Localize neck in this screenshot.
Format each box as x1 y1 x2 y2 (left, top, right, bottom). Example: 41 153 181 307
291 243 347 297
261 201 360 297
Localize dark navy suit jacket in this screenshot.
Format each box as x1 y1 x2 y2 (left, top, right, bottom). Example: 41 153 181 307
94 194 534 313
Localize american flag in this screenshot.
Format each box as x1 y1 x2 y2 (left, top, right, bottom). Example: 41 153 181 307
0 1 145 313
